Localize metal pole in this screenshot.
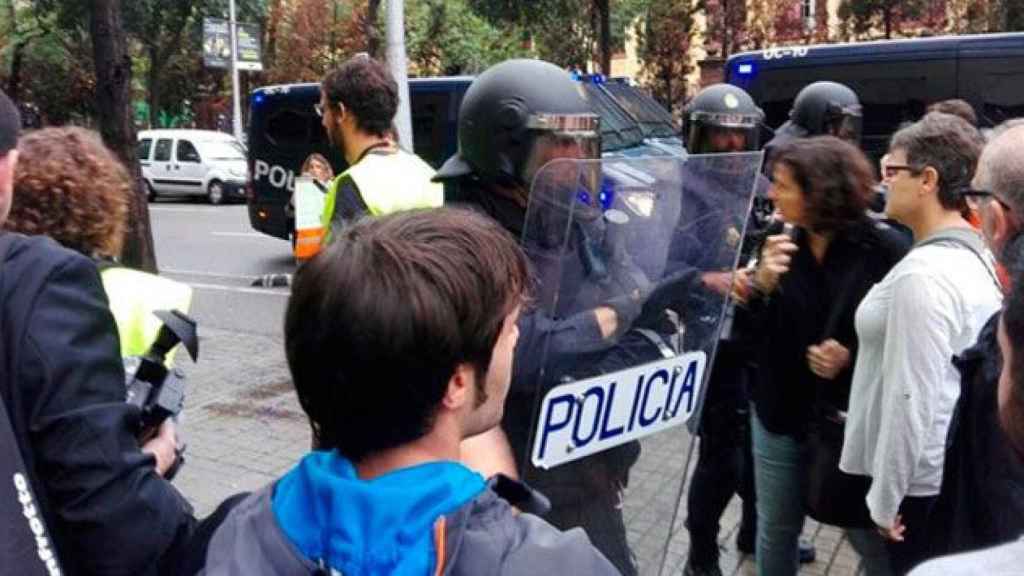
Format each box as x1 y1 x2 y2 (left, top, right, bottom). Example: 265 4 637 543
385 0 412 151
229 0 243 141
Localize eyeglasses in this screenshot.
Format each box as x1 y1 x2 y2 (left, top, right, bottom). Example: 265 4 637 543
882 164 919 179
961 187 1012 212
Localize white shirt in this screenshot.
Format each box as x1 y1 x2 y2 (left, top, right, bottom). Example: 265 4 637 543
840 241 1002 527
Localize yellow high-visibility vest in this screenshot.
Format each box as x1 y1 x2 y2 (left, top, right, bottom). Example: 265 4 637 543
100 267 193 360
317 148 443 249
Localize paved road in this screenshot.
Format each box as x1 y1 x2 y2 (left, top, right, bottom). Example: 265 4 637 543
149 201 865 576
150 201 292 336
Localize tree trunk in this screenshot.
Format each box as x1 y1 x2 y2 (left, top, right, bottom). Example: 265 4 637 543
883 8 893 38
147 45 160 128
366 0 382 57
90 0 157 273
595 0 611 74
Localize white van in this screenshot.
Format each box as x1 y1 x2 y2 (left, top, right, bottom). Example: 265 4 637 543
137 129 248 204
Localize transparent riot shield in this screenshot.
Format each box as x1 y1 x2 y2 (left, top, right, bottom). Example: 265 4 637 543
509 153 763 576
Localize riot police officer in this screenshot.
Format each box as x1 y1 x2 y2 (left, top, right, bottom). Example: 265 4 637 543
674 83 767 576
435 58 701 576
763 80 863 172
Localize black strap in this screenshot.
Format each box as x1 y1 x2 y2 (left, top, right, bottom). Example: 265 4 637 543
0 232 63 575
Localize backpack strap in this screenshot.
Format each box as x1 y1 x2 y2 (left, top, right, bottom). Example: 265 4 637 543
915 227 1002 293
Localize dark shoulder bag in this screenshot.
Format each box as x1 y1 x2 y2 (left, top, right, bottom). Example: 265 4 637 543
0 232 65 575
805 225 889 528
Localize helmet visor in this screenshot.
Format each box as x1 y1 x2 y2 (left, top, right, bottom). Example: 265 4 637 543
521 113 602 185
687 124 760 153
826 104 863 143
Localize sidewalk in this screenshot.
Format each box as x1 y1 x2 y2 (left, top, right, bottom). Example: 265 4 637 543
175 327 866 576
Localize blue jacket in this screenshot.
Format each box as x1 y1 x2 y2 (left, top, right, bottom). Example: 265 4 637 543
200 452 620 575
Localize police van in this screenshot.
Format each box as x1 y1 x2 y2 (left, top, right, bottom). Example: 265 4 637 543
246 77 472 242
726 32 1024 159
246 75 683 243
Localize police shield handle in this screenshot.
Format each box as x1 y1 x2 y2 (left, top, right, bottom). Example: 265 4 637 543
294 176 327 260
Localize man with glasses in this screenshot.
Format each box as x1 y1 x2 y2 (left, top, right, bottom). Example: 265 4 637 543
313 55 441 252
929 122 1024 558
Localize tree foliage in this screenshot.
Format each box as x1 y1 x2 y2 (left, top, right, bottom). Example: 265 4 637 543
405 0 529 75
633 0 700 118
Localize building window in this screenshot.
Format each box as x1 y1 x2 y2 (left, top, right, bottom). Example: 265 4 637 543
801 0 815 29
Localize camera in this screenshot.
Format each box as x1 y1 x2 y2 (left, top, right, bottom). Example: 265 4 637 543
124 309 199 433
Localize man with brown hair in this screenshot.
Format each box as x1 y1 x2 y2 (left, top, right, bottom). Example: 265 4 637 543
927 99 978 126
200 207 621 575
314 55 441 252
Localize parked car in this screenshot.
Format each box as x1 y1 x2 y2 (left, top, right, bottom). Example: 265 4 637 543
137 129 248 204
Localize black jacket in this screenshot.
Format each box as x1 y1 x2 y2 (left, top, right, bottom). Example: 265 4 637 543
930 312 1024 555
0 233 195 575
746 218 909 437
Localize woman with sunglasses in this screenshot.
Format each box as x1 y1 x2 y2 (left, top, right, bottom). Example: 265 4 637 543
840 112 1003 574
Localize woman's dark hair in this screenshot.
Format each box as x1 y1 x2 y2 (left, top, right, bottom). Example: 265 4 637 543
890 112 984 212
285 207 529 461
321 56 397 137
772 135 874 233
1001 272 1024 459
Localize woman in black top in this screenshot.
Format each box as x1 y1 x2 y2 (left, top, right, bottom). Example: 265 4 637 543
742 136 909 576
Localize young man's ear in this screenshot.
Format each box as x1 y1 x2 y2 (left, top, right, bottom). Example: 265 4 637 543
442 363 476 412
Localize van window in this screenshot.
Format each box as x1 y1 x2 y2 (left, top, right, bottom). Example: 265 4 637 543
154 139 173 162
137 138 153 161
411 92 450 168
979 71 1024 125
265 109 311 148
177 140 201 163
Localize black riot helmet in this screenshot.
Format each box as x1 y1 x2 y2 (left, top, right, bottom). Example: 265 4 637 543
683 83 764 154
434 59 600 189
789 81 863 143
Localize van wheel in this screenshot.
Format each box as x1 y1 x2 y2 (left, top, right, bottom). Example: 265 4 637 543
207 180 225 205
145 180 157 202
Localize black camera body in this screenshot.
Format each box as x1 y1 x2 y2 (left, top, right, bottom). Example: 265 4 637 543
124 309 199 433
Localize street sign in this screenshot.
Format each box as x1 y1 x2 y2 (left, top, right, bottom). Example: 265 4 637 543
235 23 264 72
203 18 263 72
202 18 232 69
531 351 708 470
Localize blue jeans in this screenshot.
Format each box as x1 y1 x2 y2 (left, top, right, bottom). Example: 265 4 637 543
751 408 806 576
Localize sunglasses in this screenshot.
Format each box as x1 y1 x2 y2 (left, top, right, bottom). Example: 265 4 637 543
882 164 919 179
961 187 1012 212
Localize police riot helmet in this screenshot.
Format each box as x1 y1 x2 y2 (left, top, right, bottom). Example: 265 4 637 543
789 81 862 142
434 59 600 188
683 84 763 154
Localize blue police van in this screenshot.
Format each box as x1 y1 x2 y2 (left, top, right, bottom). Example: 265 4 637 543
246 77 473 241
245 74 682 242
726 32 1024 159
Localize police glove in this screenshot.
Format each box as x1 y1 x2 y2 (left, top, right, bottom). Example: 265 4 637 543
633 269 701 332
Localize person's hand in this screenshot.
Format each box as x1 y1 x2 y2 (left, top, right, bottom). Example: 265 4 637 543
752 234 799 295
806 339 851 380
701 271 734 297
731 268 753 305
142 420 179 478
877 515 906 542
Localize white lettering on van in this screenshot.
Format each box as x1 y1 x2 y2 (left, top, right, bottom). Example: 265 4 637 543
762 46 809 60
254 159 296 192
